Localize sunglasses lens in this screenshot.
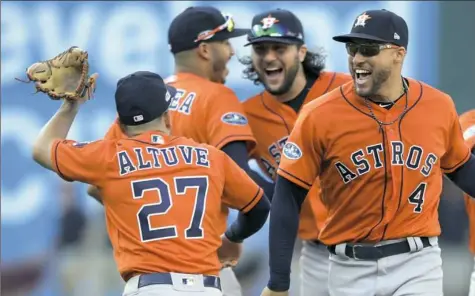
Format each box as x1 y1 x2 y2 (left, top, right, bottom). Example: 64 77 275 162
346 44 380 57
225 15 235 32
359 45 380 57
346 44 358 56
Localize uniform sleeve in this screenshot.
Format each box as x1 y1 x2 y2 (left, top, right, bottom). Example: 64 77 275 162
440 99 471 173
277 107 323 190
221 151 263 213
50 139 109 185
104 118 126 140
205 87 256 150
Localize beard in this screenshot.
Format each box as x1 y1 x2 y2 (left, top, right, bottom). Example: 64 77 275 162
260 57 300 96
353 66 392 98
211 58 228 84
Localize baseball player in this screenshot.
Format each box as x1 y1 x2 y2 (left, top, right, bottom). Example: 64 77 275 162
460 110 475 296
88 6 274 296
261 9 475 296
31 70 270 296
240 9 351 296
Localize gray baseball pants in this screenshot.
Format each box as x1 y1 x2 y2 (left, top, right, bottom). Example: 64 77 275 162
123 273 222 296
327 236 443 296
300 240 331 296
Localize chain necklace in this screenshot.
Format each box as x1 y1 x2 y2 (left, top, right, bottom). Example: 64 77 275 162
363 82 409 128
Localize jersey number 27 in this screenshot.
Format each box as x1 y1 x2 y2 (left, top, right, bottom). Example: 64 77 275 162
132 176 208 242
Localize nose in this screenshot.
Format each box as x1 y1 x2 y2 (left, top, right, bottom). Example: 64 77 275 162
352 52 366 66
263 49 278 63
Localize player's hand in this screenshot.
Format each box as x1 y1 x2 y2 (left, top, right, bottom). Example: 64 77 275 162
260 287 289 296
217 235 242 266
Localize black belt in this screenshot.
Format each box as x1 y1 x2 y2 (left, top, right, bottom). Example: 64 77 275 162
138 273 221 290
328 237 432 260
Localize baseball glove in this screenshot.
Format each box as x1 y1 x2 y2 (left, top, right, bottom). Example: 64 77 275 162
17 46 98 101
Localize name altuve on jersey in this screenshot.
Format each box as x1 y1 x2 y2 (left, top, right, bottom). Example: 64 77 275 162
118 145 210 176
335 141 438 184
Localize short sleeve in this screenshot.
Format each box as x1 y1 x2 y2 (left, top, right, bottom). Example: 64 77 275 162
277 107 322 190
104 118 126 140
51 139 109 185
440 99 471 173
221 152 263 213
206 88 256 150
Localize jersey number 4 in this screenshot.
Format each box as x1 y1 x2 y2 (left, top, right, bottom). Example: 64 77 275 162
132 176 208 242
408 182 427 213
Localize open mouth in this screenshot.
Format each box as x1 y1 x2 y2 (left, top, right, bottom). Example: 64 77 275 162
355 69 372 84
265 67 283 78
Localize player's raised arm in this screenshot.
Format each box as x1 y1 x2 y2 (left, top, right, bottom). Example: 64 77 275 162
264 106 323 294
442 99 475 197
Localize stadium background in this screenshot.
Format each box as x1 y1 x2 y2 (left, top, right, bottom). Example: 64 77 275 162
1 1 474 295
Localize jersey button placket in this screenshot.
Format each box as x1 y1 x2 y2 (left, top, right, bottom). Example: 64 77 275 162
384 122 401 227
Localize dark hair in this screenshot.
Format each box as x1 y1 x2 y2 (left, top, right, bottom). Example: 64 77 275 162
239 45 327 85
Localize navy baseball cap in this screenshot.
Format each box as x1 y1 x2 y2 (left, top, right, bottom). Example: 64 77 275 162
245 9 304 46
168 6 249 54
333 9 408 49
115 71 177 126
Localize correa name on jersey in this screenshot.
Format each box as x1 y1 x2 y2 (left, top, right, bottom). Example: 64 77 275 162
334 141 437 184
118 145 210 176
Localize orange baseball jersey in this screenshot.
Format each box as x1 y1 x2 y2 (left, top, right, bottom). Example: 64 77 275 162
164 72 256 150
243 71 351 240
460 110 475 254
278 78 471 245
50 131 263 280
103 72 258 234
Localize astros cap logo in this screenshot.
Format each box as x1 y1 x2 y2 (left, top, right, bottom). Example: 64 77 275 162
261 14 279 29
354 12 371 28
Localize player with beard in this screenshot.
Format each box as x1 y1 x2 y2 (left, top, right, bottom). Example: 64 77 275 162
89 6 274 296
261 9 475 296
240 9 351 296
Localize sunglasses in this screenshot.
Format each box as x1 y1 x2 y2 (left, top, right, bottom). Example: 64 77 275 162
250 22 303 40
345 43 400 57
194 13 235 43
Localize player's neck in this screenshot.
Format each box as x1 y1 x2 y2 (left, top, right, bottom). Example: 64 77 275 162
275 71 307 103
372 76 405 103
175 64 211 81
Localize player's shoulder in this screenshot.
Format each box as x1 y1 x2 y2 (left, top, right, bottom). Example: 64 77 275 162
411 78 452 103
303 80 352 113
242 91 263 112
166 74 238 100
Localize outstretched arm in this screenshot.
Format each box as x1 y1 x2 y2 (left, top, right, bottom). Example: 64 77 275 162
32 101 80 170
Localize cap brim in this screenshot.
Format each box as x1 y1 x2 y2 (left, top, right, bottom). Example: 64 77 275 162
244 36 303 47
332 33 388 44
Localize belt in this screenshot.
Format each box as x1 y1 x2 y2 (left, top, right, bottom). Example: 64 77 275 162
138 273 221 290
328 237 431 260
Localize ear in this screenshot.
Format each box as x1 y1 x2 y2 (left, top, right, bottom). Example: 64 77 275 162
197 42 211 61
298 44 308 63
395 47 406 64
